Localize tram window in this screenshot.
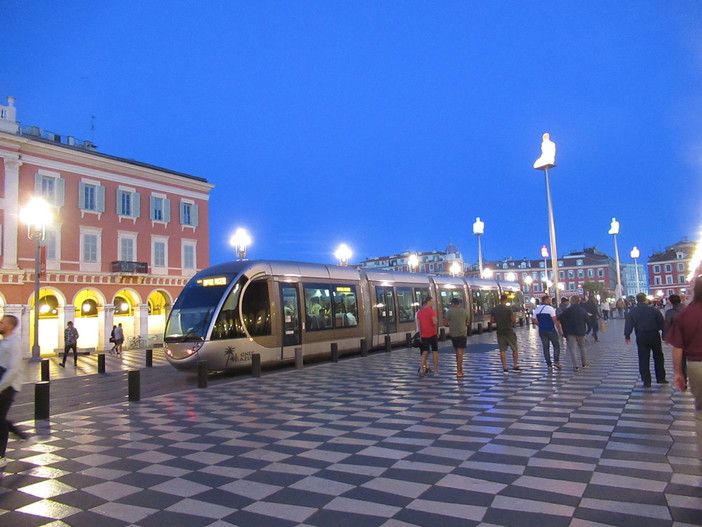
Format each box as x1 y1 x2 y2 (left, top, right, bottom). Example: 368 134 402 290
304 286 333 331
472 290 485 315
440 289 464 316
397 287 415 323
211 281 246 340
414 288 430 312
333 286 358 327
242 280 271 337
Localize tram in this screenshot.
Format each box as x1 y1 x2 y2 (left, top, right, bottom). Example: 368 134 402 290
163 260 524 372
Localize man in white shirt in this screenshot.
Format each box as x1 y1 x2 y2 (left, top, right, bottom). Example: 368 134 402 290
0 315 23 466
532 296 563 369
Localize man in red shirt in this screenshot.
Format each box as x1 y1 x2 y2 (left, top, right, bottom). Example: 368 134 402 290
669 276 702 458
417 297 439 375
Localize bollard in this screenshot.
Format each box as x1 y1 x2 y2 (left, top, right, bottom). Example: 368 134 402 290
384 335 391 353
145 348 153 368
252 353 261 378
40 359 50 382
295 347 303 369
406 332 412 348
486 322 492 332
197 360 208 388
519 317 524 327
128 370 141 402
97 354 106 374
360 339 368 357
439 327 446 341
331 343 339 363
477 322 483 334
35 381 50 420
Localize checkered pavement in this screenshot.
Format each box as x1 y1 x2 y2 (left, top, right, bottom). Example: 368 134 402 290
1 320 700 526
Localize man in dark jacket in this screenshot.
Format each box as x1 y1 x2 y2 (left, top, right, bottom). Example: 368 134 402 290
583 296 600 341
625 293 666 387
558 296 590 371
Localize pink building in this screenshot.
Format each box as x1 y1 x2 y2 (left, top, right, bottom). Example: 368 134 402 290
647 240 698 301
0 97 213 356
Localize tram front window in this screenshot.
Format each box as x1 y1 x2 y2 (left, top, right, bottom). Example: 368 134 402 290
165 275 237 342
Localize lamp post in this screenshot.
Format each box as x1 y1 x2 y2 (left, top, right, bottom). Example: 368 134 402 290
533 133 560 295
450 261 461 277
630 246 640 296
523 275 533 294
408 253 418 273
505 272 516 282
473 217 484 277
540 245 550 293
19 197 52 360
482 268 493 279
229 228 252 260
334 243 352 267
608 218 623 299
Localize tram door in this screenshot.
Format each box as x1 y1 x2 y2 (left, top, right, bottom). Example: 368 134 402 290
375 286 397 338
280 284 301 359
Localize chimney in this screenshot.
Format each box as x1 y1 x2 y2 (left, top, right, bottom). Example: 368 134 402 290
0 96 19 134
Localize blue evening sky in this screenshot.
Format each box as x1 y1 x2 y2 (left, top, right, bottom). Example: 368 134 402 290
2 1 701 267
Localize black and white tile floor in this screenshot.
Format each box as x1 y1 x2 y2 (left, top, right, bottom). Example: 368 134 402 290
1 320 700 526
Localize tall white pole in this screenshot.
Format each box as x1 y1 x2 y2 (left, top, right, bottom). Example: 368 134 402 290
543 167 559 295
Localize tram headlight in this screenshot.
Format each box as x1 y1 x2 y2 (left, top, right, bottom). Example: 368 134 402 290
185 342 204 355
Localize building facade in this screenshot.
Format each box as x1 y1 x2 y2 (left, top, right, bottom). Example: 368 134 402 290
359 244 463 275
647 240 699 300
0 97 213 356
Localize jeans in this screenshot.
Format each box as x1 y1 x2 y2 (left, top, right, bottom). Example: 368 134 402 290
635 331 666 384
566 335 588 368
539 331 560 366
0 387 17 457
686 360 702 457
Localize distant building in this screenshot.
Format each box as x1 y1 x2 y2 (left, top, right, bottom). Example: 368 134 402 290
359 243 463 275
647 240 699 300
622 262 648 298
0 96 214 356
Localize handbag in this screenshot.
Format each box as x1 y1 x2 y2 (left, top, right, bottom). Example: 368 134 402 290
411 332 421 348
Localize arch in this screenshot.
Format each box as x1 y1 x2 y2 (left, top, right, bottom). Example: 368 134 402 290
73 288 107 318
26 287 67 319
147 289 172 315
112 288 142 317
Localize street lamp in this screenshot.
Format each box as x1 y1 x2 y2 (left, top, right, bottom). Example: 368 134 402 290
450 261 461 277
408 253 419 273
473 217 485 276
533 133 560 295
19 197 53 360
334 243 352 267
630 246 641 295
608 218 623 298
540 245 549 291
505 272 516 282
229 228 252 260
482 268 493 279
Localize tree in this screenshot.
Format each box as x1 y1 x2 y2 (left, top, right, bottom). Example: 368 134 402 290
583 281 605 298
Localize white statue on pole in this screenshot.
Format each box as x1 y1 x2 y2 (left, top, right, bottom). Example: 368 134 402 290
533 133 556 170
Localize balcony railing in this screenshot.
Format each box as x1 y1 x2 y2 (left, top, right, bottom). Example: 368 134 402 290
111 261 148 274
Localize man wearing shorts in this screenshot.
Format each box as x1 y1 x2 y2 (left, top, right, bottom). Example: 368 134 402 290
490 294 521 373
416 297 439 375
444 298 469 377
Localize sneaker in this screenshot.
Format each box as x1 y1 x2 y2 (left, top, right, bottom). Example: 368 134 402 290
582 364 590 369
554 362 563 369
657 379 669 384
574 367 581 372
513 366 522 372
0 458 8 468
547 364 553 369
503 369 509 374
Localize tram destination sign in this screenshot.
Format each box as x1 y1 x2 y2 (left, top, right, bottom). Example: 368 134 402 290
197 277 228 287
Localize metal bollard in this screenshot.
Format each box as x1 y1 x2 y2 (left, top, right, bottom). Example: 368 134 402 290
331 343 339 363
128 370 141 402
295 347 303 369
406 333 412 348
439 327 446 341
477 322 483 334
197 360 208 388
360 339 368 357
97 354 106 374
40 359 50 382
519 317 524 327
145 348 153 368
384 335 391 353
35 381 50 420
252 353 261 378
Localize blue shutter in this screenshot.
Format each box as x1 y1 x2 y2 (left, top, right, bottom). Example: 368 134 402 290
149 195 156 220
56 178 65 206
179 201 185 225
116 190 123 215
192 203 199 227
133 192 140 218
78 182 86 209
163 198 171 223
96 185 105 212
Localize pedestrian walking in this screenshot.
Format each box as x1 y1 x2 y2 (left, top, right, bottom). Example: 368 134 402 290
558 296 590 371
443 298 469 377
490 294 520 373
60 321 79 367
625 293 666 387
417 297 439 376
668 277 702 457
616 298 625 318
583 295 600 342
532 295 562 369
556 297 570 318
0 315 24 467
113 323 124 356
600 300 610 321
109 325 117 354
